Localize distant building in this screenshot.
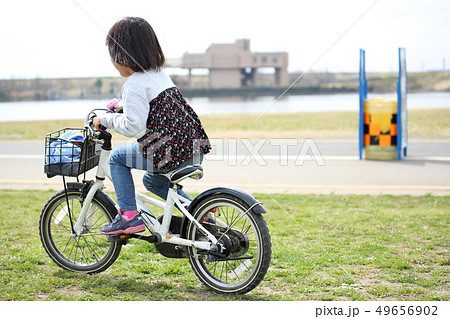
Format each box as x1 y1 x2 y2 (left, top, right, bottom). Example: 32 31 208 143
180 39 289 89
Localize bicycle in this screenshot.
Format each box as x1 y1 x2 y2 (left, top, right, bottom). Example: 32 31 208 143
39 109 271 294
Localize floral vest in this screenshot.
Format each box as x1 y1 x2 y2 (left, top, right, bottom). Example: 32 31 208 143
137 87 211 171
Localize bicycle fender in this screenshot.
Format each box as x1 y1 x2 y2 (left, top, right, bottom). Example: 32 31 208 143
189 187 267 215
66 182 84 191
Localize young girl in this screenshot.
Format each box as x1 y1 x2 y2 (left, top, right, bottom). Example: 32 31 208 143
95 17 211 235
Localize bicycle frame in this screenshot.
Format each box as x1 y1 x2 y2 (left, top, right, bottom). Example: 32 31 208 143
72 140 219 252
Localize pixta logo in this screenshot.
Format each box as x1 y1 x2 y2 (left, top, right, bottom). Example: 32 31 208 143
207 138 325 166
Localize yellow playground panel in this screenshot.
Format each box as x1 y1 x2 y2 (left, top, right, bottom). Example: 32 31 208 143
363 98 398 160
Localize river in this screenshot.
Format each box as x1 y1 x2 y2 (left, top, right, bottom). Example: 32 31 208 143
0 92 449 122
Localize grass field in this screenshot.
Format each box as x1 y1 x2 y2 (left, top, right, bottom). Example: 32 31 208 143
0 108 448 301
0 190 448 301
1 108 450 140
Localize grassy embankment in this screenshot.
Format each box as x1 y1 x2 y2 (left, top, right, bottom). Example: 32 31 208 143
0 108 448 301
0 190 448 301
1 108 450 140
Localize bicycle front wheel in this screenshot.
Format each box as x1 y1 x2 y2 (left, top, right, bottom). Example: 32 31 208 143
39 186 122 274
186 193 271 294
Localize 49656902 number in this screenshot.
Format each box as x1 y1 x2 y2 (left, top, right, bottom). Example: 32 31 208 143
376 305 438 316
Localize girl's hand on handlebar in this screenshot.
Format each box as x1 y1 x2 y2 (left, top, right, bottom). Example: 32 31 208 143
93 117 103 130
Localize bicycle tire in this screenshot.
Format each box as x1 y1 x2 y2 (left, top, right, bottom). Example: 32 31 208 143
39 185 122 274
186 193 271 294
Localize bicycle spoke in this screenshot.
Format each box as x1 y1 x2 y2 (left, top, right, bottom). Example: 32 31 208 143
80 236 101 263
45 193 116 267
191 199 265 289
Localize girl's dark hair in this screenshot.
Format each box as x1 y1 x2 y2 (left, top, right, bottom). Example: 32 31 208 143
106 17 165 72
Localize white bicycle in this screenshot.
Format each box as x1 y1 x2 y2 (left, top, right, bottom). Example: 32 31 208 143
39 109 271 294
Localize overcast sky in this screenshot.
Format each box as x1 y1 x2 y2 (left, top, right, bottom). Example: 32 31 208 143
1 0 449 79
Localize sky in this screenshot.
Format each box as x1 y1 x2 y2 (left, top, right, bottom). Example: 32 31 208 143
1 0 449 79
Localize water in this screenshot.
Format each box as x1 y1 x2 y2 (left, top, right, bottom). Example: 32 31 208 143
0 92 449 122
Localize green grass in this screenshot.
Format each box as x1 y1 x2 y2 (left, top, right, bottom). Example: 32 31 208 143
0 190 448 301
1 108 449 140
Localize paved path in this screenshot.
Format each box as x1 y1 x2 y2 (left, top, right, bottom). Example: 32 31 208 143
1 138 449 195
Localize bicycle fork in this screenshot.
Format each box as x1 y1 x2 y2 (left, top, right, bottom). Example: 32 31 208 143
73 148 111 236
72 182 104 236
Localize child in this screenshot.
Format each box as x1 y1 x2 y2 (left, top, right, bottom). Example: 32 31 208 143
94 17 211 235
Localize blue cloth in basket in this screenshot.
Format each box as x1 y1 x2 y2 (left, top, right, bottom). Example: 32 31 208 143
47 131 85 164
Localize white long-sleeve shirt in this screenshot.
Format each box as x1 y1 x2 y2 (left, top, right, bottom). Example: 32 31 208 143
101 69 175 138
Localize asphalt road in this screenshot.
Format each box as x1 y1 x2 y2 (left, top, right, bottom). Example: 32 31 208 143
1 138 449 195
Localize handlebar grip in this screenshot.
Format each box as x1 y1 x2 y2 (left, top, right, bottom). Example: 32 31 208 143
98 124 108 131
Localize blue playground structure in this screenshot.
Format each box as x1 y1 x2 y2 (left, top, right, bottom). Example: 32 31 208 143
359 48 408 160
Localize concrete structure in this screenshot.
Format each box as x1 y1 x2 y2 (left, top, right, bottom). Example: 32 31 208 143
181 39 289 89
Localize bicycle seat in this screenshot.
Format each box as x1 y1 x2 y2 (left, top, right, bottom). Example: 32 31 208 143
168 165 203 184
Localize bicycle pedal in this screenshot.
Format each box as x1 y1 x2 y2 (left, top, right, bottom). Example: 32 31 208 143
107 234 130 243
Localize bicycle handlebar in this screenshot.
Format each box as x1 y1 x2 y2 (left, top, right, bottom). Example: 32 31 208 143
84 108 113 150
84 108 109 134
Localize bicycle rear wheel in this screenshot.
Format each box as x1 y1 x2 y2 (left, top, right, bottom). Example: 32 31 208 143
186 193 271 294
39 185 122 274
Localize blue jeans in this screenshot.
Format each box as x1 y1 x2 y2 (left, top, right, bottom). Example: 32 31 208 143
109 143 201 211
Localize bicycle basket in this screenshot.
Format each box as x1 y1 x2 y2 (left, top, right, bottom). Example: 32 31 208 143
44 128 100 177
